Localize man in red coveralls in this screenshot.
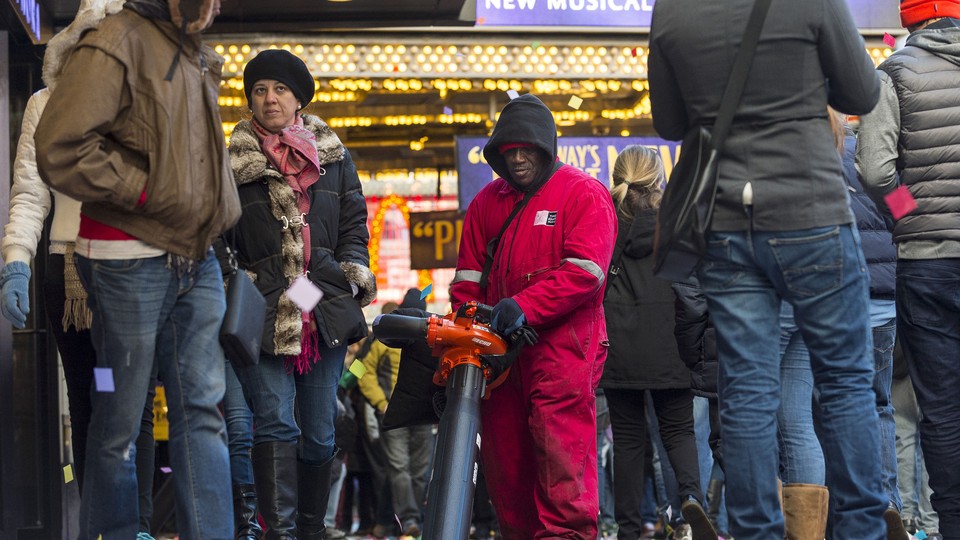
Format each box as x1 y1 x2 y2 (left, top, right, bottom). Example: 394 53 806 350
450 93 617 539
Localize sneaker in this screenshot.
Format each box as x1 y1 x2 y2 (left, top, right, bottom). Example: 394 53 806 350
681 496 719 540
884 506 910 540
401 520 421 537
326 527 347 539
672 523 693 540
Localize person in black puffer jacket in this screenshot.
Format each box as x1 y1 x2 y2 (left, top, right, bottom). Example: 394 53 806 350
225 49 377 540
601 145 716 540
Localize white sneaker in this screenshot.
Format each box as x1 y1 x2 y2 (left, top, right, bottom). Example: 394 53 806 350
672 523 693 540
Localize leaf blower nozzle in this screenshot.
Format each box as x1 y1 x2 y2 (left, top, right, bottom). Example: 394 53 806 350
373 313 430 348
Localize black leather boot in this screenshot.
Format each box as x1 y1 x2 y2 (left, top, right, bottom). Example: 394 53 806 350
233 483 264 540
252 442 298 540
705 478 723 527
297 456 336 540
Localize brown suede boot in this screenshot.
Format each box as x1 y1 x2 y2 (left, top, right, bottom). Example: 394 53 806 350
782 483 829 540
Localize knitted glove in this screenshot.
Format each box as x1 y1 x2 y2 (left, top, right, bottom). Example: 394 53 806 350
480 325 539 381
0 261 31 329
490 297 526 337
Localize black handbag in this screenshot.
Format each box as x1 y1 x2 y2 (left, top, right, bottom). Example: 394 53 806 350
653 0 772 281
219 242 266 367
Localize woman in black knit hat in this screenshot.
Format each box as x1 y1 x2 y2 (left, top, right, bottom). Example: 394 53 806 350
224 48 377 540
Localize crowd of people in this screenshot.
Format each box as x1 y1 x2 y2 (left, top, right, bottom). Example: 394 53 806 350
0 0 958 539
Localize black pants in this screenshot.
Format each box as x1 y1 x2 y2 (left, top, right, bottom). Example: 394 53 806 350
605 387 702 539
45 252 157 531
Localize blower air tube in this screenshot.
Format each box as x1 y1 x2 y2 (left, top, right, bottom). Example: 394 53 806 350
372 313 430 348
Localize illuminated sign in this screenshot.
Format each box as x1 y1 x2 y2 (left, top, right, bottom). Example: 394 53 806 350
456 135 682 209
8 0 48 43
409 210 465 269
477 0 900 30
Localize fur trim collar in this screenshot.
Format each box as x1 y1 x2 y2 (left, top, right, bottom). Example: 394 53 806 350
42 0 126 90
229 114 346 186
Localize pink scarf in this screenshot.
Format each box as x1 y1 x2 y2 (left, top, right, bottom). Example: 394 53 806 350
253 117 323 373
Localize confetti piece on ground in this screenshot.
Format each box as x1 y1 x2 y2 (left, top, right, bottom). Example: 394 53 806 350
568 95 584 110
420 283 433 300
443 106 453 115
507 89 520 100
348 360 367 379
883 32 896 47
286 275 324 312
64 464 74 484
161 466 172 474
885 185 918 220
94 367 114 392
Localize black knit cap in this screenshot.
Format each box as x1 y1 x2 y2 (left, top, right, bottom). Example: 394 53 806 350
243 49 315 107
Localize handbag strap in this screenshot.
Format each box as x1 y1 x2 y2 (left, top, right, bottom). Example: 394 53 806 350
711 0 773 151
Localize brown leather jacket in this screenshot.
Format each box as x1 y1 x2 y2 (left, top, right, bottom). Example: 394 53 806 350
35 8 240 260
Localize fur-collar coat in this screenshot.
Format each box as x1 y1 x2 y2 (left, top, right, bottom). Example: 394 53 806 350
228 114 375 355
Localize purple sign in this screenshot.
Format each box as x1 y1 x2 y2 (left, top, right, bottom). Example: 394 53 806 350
456 136 681 210
476 0 900 29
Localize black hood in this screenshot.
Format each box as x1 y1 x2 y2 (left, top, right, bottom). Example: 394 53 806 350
483 94 559 192
623 208 658 259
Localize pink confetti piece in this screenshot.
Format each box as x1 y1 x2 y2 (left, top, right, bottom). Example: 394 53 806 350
94 367 114 392
443 106 453 115
160 466 172 474
885 185 918 220
476 16 486 25
286 275 324 312
883 32 896 47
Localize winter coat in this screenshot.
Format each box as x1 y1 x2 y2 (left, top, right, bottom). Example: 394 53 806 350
227 115 375 355
35 8 240 260
450 96 616 377
356 339 401 413
649 0 879 233
672 278 718 398
600 210 690 391
843 135 896 300
859 19 960 257
2 0 126 266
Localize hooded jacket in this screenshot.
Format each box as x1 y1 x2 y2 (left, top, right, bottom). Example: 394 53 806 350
2 0 125 267
451 93 617 376
35 6 240 260
601 210 691 391
857 18 960 259
227 115 375 355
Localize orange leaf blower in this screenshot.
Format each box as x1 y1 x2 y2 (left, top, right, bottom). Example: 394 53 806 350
372 301 510 539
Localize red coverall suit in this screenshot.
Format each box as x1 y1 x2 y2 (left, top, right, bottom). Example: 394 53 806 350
451 163 616 539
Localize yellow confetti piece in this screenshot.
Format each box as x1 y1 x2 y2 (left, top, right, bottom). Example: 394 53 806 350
568 95 584 110
348 360 367 378
63 464 74 484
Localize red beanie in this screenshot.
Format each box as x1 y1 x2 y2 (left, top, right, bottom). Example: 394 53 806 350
498 142 535 154
901 0 960 27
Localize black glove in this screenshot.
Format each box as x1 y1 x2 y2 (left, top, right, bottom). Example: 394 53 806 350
479 324 539 382
490 297 526 337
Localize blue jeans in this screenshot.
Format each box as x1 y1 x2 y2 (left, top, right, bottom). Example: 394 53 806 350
224 360 255 485
897 258 960 537
694 396 728 533
76 251 233 539
698 224 885 539
776 302 825 485
872 318 900 510
235 346 346 463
